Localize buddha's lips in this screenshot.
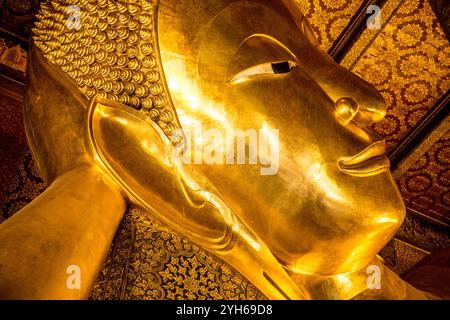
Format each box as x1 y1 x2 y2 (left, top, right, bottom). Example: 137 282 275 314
338 141 390 177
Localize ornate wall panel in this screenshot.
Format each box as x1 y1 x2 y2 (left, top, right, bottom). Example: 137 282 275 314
342 0 450 153
0 78 27 207
0 151 45 223
395 209 450 252
393 116 449 179
379 238 429 275
295 0 365 50
90 208 265 300
397 130 450 224
342 0 403 69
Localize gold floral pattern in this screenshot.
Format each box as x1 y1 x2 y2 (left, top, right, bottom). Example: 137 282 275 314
1 151 46 219
296 0 364 50
397 131 450 224
90 208 265 300
344 0 450 153
0 91 27 207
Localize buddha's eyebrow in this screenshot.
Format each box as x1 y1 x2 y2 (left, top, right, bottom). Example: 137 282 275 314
241 34 298 59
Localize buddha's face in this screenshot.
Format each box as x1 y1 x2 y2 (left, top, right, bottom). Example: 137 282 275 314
156 0 405 276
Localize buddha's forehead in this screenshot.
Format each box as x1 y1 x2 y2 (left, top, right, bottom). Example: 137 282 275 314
157 0 309 80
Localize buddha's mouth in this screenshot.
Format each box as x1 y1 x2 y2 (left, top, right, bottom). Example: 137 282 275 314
338 141 390 177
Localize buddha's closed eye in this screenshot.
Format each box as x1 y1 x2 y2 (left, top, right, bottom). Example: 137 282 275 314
226 34 299 84
229 60 298 83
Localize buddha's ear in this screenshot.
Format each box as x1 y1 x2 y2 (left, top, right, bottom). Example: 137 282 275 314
84 95 227 232
85 95 172 172
84 95 234 246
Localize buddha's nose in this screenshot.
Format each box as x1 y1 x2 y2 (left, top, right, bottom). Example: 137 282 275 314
333 70 386 126
333 95 386 146
311 54 387 127
350 79 387 127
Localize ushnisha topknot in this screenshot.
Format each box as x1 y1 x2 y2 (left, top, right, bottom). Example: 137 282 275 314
32 0 182 145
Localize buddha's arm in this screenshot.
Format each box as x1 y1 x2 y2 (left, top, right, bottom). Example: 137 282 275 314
0 165 125 299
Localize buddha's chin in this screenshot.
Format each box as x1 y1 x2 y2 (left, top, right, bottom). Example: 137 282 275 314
279 217 403 277
284 249 380 277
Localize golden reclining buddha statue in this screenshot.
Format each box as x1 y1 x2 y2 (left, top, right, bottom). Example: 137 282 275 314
0 0 438 299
